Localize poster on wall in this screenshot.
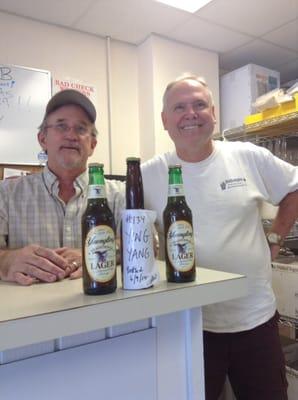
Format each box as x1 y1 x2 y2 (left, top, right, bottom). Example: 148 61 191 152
52 78 97 106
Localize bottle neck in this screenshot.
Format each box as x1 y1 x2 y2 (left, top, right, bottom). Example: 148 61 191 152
88 169 106 200
89 169 104 185
167 169 185 202
126 162 144 209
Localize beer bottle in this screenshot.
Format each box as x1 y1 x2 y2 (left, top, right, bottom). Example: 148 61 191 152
121 157 145 287
163 165 196 283
82 163 117 295
125 157 144 209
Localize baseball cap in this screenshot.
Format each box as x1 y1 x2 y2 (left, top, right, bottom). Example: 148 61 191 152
45 89 97 123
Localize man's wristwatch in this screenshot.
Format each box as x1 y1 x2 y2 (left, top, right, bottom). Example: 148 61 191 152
266 232 284 246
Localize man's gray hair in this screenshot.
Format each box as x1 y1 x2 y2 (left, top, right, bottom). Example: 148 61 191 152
162 74 214 110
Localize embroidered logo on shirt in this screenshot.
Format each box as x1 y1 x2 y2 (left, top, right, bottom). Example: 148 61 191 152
220 177 247 191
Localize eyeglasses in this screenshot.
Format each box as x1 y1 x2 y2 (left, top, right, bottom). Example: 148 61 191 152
45 122 92 136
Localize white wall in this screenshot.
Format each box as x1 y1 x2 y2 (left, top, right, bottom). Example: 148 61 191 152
110 39 140 173
0 11 139 174
0 12 220 174
138 37 156 162
138 35 220 160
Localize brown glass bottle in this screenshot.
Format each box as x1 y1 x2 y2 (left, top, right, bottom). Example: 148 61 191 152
121 157 145 286
125 157 144 209
82 163 117 295
163 165 196 283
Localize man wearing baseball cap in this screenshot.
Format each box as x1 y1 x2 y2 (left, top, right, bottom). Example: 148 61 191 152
0 90 124 285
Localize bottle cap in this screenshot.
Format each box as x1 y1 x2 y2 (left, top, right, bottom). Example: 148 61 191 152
169 164 182 169
88 163 104 168
126 157 140 163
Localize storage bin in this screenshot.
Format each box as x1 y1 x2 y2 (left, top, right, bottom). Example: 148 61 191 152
244 93 298 125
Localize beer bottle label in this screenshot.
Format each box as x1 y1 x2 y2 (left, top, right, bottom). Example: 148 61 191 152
168 184 184 197
167 221 195 272
87 184 106 199
84 225 116 282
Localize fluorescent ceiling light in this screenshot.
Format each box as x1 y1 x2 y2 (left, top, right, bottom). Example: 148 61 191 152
155 0 214 13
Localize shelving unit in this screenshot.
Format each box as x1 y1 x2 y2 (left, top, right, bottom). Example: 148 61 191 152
217 111 298 250
216 111 298 141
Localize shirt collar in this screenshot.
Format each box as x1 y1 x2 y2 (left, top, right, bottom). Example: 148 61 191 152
42 164 88 196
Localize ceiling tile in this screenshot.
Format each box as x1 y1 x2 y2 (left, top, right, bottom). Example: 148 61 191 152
0 0 297 83
197 0 298 36
74 0 190 43
263 19 298 52
0 0 93 26
219 39 298 71
166 15 253 53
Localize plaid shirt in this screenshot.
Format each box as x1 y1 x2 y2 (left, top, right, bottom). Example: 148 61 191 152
0 166 125 249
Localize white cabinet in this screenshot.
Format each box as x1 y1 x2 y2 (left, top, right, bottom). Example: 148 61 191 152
0 329 157 400
0 264 248 400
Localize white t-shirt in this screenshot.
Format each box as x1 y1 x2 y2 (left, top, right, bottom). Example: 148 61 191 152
141 140 298 332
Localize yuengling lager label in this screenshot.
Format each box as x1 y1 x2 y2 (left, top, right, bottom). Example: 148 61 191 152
85 225 116 282
167 221 194 272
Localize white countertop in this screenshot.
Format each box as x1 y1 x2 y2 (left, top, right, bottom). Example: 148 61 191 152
0 262 247 350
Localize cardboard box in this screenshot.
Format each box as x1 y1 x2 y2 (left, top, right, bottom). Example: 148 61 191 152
272 260 298 321
220 64 280 131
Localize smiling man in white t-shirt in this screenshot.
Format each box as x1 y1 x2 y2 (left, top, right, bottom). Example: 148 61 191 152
141 75 298 400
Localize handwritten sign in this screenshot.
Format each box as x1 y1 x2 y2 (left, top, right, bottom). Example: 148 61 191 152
0 64 51 164
121 209 159 290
